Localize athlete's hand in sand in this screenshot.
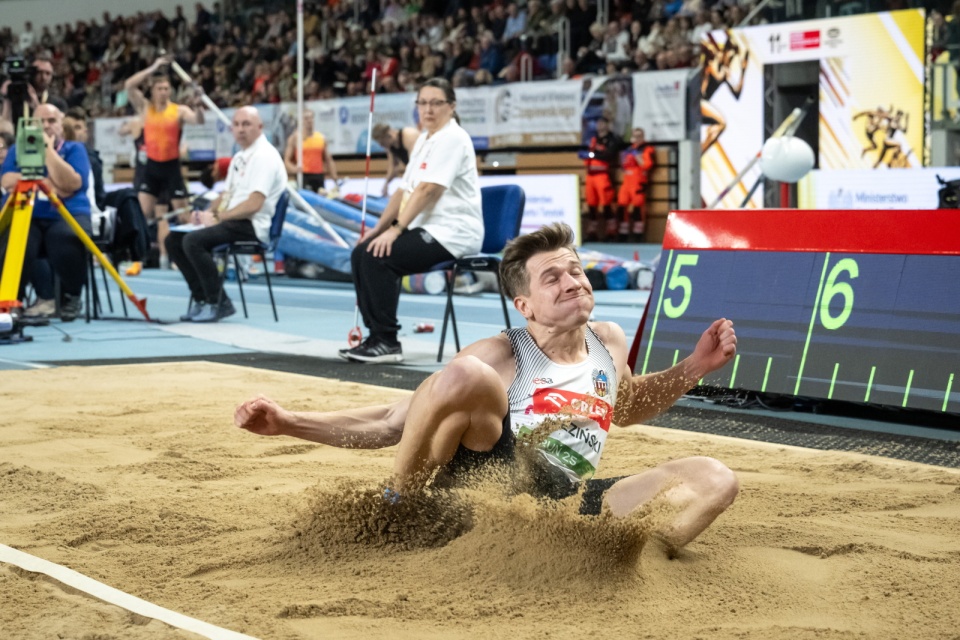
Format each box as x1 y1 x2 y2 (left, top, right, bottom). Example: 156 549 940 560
235 395 293 436
686 318 737 383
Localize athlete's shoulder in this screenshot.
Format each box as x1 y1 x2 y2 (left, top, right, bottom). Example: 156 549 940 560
589 321 627 353
457 333 514 366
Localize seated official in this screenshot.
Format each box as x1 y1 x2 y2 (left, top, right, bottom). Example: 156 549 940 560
0 104 91 321
165 106 286 323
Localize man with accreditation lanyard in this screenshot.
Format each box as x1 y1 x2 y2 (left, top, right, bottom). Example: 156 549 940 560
166 106 286 323
340 77 484 364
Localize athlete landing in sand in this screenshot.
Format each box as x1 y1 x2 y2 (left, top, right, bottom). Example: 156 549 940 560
236 222 739 551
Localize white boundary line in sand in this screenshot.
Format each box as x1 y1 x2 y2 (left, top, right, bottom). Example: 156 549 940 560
0 544 259 640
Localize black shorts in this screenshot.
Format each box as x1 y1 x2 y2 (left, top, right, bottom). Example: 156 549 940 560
139 159 187 200
438 414 624 516
303 173 325 192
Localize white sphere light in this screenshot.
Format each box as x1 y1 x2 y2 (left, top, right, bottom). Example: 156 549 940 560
759 136 815 183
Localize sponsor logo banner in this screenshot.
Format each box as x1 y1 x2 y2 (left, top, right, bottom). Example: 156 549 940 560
631 69 689 142
801 168 960 210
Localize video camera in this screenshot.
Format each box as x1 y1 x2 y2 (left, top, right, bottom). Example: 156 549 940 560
936 174 960 209
3 56 37 125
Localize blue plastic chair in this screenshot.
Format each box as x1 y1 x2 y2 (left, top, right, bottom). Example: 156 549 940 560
213 191 290 321
436 184 525 361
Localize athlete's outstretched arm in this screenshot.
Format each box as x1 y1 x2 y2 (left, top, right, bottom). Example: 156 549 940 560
235 395 410 449
124 57 169 112
602 319 736 426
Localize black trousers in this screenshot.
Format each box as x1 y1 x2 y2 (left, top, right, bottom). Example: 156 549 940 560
165 219 258 304
350 228 454 340
0 215 91 300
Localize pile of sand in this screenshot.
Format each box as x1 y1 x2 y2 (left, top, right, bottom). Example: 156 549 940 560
1 362 958 639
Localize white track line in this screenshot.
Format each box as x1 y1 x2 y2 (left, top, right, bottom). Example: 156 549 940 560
0 544 259 640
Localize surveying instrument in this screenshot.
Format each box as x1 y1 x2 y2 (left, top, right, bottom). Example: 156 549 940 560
0 61 150 343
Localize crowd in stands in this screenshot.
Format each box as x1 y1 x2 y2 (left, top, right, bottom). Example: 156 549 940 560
0 0 786 121
0 0 946 123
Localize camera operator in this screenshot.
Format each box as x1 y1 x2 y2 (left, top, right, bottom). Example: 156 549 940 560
0 103 91 321
1 54 67 125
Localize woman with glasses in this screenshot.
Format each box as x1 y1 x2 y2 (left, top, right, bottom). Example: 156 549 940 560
341 77 483 364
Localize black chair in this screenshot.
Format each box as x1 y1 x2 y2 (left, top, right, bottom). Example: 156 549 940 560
436 184 525 361
212 191 290 322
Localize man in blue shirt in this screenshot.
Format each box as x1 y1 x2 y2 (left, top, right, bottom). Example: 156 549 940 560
0 103 91 321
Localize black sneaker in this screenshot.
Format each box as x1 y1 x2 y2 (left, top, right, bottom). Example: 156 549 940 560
60 294 83 322
345 336 403 363
338 337 370 360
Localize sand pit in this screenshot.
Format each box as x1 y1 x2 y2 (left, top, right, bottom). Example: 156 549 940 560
2 362 959 639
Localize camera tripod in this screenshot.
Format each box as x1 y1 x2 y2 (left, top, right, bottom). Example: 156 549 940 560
0 178 151 343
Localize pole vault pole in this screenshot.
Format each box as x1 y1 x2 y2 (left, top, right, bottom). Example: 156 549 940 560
167 59 350 248
296 0 304 191
347 68 377 348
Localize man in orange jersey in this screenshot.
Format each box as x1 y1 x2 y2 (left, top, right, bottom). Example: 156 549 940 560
283 110 338 194
124 56 205 269
617 127 655 242
582 116 621 242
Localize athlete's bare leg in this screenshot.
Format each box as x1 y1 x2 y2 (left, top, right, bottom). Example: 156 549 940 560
701 101 726 154
138 191 158 223
391 355 507 493
603 456 738 551
158 197 190 264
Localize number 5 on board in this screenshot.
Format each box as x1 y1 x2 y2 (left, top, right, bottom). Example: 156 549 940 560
663 254 699 318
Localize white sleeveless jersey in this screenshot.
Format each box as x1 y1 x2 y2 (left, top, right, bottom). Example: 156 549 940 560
506 326 618 483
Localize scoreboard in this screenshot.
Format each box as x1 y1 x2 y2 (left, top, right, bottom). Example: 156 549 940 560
632 210 960 416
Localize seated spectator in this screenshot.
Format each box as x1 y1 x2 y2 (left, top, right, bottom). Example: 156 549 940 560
166 106 287 323
601 21 631 64
0 131 13 166
0 104 91 321
478 31 504 77
63 107 105 213
474 68 494 86
502 2 528 44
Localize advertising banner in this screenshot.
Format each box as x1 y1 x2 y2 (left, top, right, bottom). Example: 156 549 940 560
459 81 582 148
701 9 926 209
631 69 689 142
337 173 582 243
799 168 960 210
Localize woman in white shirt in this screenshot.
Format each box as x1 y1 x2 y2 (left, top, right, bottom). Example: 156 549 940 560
341 77 483 364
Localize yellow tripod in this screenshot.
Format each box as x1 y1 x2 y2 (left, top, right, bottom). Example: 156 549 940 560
0 179 151 325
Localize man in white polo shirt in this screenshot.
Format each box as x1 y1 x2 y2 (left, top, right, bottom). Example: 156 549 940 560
166 106 287 323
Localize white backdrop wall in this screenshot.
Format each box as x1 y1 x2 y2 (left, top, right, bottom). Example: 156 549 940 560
0 0 191 33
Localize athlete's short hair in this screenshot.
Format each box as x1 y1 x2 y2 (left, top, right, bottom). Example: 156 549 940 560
372 122 391 144
150 74 171 87
500 222 578 299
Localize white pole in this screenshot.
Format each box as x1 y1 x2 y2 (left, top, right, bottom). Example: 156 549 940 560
296 0 304 191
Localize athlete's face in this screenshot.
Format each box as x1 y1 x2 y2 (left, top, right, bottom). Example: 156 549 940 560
303 114 314 136
516 248 594 328
152 80 171 104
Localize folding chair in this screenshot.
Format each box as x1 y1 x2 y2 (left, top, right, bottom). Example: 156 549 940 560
213 192 290 321
436 184 525 361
